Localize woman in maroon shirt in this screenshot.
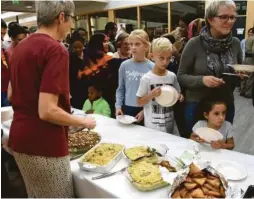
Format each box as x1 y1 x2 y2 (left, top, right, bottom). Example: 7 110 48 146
8 1 96 197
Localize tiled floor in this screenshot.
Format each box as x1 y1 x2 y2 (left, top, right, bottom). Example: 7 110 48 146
233 90 254 155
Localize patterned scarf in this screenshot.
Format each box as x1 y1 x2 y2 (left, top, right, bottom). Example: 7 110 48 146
200 27 233 77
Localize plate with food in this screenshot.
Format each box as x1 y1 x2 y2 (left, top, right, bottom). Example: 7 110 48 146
155 85 179 107
78 142 124 173
170 163 227 198
194 127 223 143
116 115 137 124
68 130 101 154
126 158 172 191
215 160 247 181
123 144 168 162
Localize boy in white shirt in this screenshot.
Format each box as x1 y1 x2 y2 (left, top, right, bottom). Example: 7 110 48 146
136 38 184 134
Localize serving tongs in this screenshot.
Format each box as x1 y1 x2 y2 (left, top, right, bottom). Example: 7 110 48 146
92 166 128 180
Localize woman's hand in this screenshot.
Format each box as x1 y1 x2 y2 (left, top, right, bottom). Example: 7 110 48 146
190 133 206 143
82 117 96 129
178 93 184 102
203 76 225 88
135 110 144 123
115 108 124 116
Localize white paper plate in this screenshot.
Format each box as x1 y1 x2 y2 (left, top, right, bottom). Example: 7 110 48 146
215 161 247 181
155 85 179 107
116 115 137 124
229 64 254 73
194 127 223 143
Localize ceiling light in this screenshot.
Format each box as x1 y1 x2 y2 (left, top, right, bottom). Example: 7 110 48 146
1 12 25 19
25 5 33 9
19 16 37 24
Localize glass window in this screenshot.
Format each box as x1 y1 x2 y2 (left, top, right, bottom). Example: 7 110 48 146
115 8 138 34
171 1 205 30
140 3 168 41
234 1 247 15
89 12 108 35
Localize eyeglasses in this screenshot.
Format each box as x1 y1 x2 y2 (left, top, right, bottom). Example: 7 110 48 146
215 15 237 22
65 14 76 22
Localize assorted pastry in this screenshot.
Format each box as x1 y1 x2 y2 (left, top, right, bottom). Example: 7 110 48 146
172 163 226 198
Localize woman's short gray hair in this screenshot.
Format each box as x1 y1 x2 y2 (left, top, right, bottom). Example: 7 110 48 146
205 0 236 27
36 1 75 27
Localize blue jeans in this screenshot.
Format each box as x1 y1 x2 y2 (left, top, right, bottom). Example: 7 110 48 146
123 105 143 117
185 102 235 138
185 102 199 138
1 91 10 107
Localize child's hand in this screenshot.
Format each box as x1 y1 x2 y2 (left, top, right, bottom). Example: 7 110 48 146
151 87 161 98
178 93 184 102
211 140 224 149
86 109 94 114
191 133 206 143
135 110 144 123
115 108 124 116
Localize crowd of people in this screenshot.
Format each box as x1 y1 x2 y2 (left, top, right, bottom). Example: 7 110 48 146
1 0 254 197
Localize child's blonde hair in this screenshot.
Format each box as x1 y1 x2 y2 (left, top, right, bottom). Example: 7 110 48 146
129 29 150 48
151 37 173 54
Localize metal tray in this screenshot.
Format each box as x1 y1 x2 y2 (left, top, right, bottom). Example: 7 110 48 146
78 142 124 173
125 159 170 191
123 143 168 163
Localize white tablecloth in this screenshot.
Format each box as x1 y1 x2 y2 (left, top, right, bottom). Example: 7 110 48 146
2 108 254 198
71 113 254 198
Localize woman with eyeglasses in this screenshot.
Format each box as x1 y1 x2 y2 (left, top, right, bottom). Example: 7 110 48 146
177 0 242 137
8 1 96 197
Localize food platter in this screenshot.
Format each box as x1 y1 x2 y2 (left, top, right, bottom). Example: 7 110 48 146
125 158 170 191
68 130 101 153
78 142 124 173
170 163 227 198
123 144 168 162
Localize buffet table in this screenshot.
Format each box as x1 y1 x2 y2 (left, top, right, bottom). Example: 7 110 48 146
2 108 254 198
70 112 254 198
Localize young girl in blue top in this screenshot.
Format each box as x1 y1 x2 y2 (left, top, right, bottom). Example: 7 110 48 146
115 29 154 122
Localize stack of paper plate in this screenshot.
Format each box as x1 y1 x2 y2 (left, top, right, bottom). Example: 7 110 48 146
229 64 254 73
155 85 179 107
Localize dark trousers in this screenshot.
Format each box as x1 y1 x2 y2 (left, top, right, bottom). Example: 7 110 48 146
1 91 10 107
174 101 188 138
123 105 144 125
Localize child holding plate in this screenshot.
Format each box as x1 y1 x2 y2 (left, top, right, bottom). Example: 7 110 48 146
136 37 183 134
191 98 235 150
